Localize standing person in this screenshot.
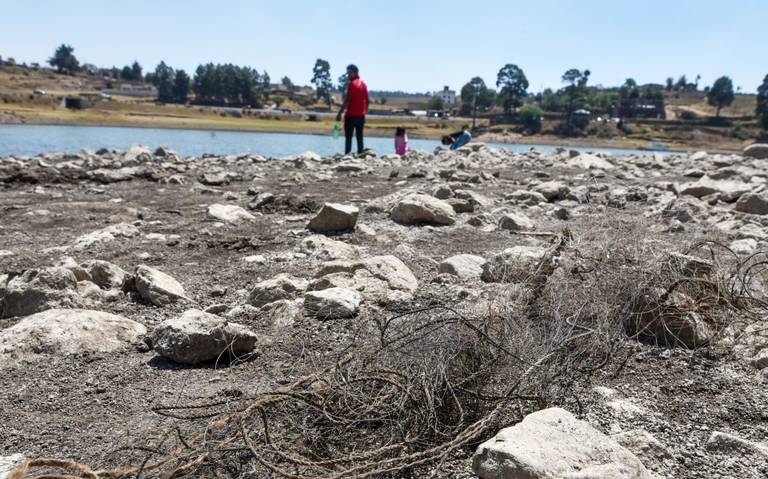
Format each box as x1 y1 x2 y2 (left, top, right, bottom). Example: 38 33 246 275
441 126 472 150
394 127 408 156
336 64 369 155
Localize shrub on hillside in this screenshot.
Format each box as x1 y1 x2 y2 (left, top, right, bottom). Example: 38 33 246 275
679 110 698 121
519 104 543 134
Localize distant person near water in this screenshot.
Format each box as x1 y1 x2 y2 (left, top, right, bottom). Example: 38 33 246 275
336 64 369 155
442 127 472 150
395 127 408 156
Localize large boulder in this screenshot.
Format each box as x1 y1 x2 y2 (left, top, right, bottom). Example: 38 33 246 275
734 193 768 215
438 254 487 280
0 309 146 358
207 204 256 224
390 194 457 226
743 143 768 159
247 273 309 307
312 255 418 304
473 408 653 479
304 287 362 320
1 267 82 318
308 203 359 233
135 265 190 306
151 309 257 364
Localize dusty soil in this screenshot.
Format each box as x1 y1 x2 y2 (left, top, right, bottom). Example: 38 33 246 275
1 145 767 478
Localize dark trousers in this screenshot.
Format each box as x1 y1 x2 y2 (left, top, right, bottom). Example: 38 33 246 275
344 116 365 154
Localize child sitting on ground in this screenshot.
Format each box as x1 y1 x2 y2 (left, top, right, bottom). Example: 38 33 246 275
395 127 408 156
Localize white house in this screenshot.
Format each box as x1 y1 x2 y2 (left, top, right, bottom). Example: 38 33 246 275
434 86 456 107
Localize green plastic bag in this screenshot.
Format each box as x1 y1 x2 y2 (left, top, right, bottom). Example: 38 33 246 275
332 121 340 139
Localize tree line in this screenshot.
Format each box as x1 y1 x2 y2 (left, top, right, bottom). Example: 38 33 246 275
42 44 768 129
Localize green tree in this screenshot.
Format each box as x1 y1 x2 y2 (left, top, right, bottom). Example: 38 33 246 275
519 104 544 133
281 76 294 90
273 95 286 108
675 75 688 91
707 76 734 118
153 61 175 103
131 61 142 82
540 88 563 112
48 44 79 74
311 59 333 107
428 95 445 111
561 68 591 119
619 78 639 99
755 74 768 130
337 73 349 92
121 65 133 80
665 77 674 90
460 77 494 116
496 64 529 113
173 69 190 103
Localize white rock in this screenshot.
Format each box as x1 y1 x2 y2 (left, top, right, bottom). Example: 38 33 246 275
135 265 190 306
73 222 140 250
0 453 25 479
243 254 267 264
0 309 146 358
2 267 82 318
81 260 127 289
498 213 534 231
390 194 457 226
706 431 768 458
151 309 257 364
207 204 256 224
304 287 362 319
473 408 653 479
566 153 615 170
438 254 487 280
248 273 308 307
730 238 758 255
299 235 360 261
743 143 768 159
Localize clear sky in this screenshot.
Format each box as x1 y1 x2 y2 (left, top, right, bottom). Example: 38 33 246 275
1 0 764 93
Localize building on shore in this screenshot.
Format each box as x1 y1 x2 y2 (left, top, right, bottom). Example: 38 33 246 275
434 86 456 107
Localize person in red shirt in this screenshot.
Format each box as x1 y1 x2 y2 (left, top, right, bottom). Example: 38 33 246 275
336 64 369 155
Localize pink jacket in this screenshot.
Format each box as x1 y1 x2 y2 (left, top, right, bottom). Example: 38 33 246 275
395 134 408 155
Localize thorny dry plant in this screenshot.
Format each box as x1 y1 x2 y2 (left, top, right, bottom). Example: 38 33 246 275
12 219 768 479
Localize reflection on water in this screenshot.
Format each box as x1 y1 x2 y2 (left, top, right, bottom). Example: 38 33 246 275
0 124 656 158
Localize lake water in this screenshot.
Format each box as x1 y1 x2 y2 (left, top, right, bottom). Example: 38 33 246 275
0 124 655 158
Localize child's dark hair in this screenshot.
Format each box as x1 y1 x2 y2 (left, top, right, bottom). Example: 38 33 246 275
395 127 406 137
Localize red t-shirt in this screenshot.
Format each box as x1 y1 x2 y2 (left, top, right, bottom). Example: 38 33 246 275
345 77 368 117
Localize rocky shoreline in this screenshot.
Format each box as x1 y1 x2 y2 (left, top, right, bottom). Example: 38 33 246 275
1 143 768 478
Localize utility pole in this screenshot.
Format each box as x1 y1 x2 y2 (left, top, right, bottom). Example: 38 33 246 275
472 82 480 130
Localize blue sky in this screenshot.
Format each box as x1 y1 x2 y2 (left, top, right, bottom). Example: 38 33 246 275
1 0 764 93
